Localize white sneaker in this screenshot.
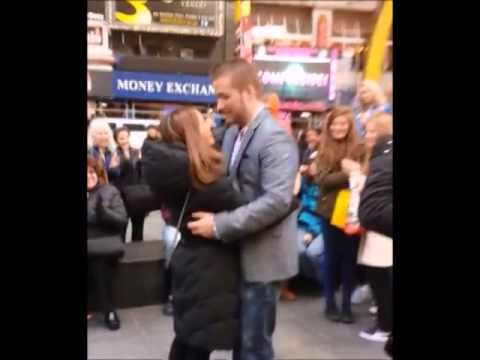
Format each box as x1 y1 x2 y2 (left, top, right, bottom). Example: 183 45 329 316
359 327 389 342
369 305 378 315
351 285 372 304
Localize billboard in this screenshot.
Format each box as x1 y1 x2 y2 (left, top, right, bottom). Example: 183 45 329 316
106 0 224 37
255 59 333 101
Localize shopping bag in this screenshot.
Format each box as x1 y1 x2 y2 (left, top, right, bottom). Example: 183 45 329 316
330 189 350 229
344 171 367 235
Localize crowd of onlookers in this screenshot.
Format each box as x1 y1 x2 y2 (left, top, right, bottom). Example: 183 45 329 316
87 78 392 354
261 80 392 352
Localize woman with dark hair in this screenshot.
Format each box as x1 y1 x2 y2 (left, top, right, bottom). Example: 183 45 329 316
113 127 146 242
315 106 367 324
87 155 127 330
142 107 246 360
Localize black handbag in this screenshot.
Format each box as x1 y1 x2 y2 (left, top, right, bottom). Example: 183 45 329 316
122 184 160 217
87 236 125 258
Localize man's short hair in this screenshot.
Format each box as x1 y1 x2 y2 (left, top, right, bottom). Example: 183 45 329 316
210 59 262 97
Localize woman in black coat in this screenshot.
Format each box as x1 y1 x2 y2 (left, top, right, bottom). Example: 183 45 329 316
358 113 393 356
87 155 128 331
142 107 246 360
112 127 146 242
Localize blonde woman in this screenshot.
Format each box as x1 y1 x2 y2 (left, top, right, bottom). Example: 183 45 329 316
358 113 393 344
87 119 121 183
353 80 391 136
343 112 393 342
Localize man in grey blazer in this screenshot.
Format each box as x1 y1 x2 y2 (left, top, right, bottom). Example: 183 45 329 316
188 59 299 360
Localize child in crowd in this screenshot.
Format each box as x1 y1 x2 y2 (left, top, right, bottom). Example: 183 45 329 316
295 152 325 289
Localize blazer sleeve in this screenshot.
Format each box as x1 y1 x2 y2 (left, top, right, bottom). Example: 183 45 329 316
214 133 299 243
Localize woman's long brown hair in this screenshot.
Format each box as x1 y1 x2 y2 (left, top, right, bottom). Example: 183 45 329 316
159 107 224 189
317 106 365 171
87 155 108 185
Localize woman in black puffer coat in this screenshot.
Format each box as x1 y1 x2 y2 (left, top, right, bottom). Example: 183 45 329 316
142 107 246 360
87 155 128 331
111 126 147 242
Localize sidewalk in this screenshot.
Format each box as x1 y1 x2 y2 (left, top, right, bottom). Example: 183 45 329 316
88 297 388 359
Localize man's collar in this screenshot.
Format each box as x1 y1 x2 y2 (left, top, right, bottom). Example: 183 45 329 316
239 105 265 131
251 104 265 124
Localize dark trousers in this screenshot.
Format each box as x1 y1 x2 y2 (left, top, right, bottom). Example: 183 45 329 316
88 257 117 314
168 337 210 360
233 281 280 360
122 215 145 242
322 221 360 312
366 266 393 332
161 265 173 303
356 264 367 286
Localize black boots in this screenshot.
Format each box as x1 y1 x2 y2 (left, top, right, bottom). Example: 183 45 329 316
105 311 121 331
339 309 355 324
325 304 341 322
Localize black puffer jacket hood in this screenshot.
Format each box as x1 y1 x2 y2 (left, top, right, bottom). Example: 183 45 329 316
142 140 190 195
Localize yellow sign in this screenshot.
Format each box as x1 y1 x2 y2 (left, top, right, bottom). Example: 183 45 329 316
364 1 392 81
234 0 251 23
115 0 152 25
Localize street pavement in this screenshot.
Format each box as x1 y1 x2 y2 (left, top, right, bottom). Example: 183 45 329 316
88 211 388 359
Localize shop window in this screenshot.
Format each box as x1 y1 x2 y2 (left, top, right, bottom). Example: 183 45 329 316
332 10 376 38
252 4 312 36
88 0 106 15
111 31 217 59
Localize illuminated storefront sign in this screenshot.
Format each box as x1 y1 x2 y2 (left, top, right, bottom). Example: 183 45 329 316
255 60 334 101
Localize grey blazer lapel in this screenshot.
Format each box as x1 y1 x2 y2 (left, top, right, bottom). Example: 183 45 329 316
230 108 267 177
222 126 239 174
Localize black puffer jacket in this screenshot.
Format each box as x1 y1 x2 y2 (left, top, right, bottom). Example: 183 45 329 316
87 184 128 239
142 140 245 351
359 136 393 238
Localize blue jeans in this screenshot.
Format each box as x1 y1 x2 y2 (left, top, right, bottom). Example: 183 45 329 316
162 225 180 267
297 228 325 286
233 281 281 360
322 221 360 312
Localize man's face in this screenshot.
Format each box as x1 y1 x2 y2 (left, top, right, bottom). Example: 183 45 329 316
213 75 247 125
359 85 375 106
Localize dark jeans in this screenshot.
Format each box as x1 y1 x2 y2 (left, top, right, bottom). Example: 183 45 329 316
322 221 360 312
161 265 173 303
233 281 281 360
169 337 210 360
366 266 393 332
356 265 367 286
88 257 117 314
122 215 145 242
